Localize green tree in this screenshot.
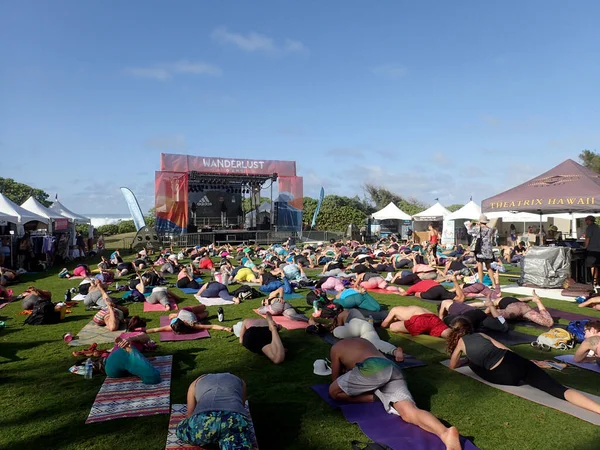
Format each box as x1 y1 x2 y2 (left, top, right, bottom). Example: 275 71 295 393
364 184 428 216
579 150 600 173
242 196 271 213
0 177 51 206
446 204 464 213
302 197 318 227
97 224 119 236
76 224 90 236
145 206 156 228
117 220 137 234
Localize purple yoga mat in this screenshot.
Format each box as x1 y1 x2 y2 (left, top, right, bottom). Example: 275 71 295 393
311 384 479 450
545 308 600 323
556 355 600 374
158 316 209 341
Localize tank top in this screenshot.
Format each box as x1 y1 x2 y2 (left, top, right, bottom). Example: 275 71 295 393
462 333 506 370
498 297 520 309
448 302 473 316
363 272 380 281
193 373 247 417
430 233 439 244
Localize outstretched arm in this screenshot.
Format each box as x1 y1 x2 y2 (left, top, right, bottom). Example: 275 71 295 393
574 337 599 363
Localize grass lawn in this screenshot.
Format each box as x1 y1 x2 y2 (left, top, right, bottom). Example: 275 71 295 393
1 256 600 450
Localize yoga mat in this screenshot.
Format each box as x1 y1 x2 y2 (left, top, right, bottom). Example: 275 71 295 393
179 287 200 295
555 355 600 374
311 384 478 450
440 360 600 426
158 316 210 341
122 290 151 300
72 294 86 301
144 301 179 312
253 309 309 330
283 293 303 300
86 355 172 424
69 321 124 347
166 403 259 450
399 333 448 353
501 285 575 302
365 288 400 295
194 294 234 306
545 307 600 322
483 329 534 346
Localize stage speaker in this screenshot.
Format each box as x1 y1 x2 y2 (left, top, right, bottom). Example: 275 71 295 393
131 226 161 251
187 224 198 233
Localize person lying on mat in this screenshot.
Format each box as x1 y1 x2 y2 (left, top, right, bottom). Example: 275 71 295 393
19 286 52 310
258 287 308 322
257 268 294 295
104 334 161 384
439 298 509 333
447 320 600 415
176 373 254 449
234 267 259 283
238 313 285 364
468 290 553 328
329 338 461 450
132 270 179 311
577 294 600 311
333 287 382 312
0 267 18 286
381 305 451 338
92 285 131 331
315 276 345 293
354 272 399 292
146 305 232 334
116 260 134 277
197 281 242 303
322 310 404 362
396 274 466 302
573 321 600 364
449 281 501 300
176 266 201 290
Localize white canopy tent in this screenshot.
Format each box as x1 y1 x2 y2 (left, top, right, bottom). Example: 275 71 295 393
49 200 91 224
371 202 412 221
443 201 482 246
0 193 47 225
0 210 18 225
21 196 65 232
413 202 451 221
446 201 481 221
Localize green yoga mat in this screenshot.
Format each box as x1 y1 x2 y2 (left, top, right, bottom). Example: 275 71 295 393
398 333 448 354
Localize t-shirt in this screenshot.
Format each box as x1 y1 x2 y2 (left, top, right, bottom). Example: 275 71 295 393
406 280 440 295
261 272 277 285
587 223 600 251
340 288 359 300
193 373 248 417
177 308 198 324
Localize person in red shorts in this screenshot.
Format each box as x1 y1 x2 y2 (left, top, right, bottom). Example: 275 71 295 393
381 305 451 338
196 256 215 270
397 274 466 302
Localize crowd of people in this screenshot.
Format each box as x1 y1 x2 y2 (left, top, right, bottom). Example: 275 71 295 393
2 219 600 450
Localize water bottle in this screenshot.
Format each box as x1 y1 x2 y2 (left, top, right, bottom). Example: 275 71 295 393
84 358 93 380
313 300 320 313
65 289 71 302
217 307 224 322
368 315 374 325
115 282 120 290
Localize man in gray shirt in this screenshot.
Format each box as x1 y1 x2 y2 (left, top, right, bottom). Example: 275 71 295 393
584 215 600 289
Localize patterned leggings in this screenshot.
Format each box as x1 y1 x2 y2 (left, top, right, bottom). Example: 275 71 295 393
177 411 253 450
497 302 553 327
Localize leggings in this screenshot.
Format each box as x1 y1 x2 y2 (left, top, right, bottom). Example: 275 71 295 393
105 347 161 385
373 264 394 272
469 351 567 399
202 282 234 301
322 268 343 277
453 310 509 333
361 277 389 290
497 302 554 327
321 277 345 292
420 285 456 301
394 258 412 269
393 272 421 286
462 283 500 299
177 278 200 290
147 290 169 306
333 318 396 356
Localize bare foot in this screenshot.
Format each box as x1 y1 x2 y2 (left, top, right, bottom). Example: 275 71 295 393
393 347 404 362
440 426 461 450
164 304 171 311
532 289 540 302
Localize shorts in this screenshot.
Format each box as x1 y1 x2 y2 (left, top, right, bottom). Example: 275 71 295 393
420 285 456 301
476 256 494 264
586 251 600 267
337 357 413 409
93 307 124 326
199 259 214 270
176 411 253 449
242 326 272 354
404 313 448 337
235 269 255 282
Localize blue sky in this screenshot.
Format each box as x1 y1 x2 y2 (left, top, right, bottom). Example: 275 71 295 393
1 1 599 215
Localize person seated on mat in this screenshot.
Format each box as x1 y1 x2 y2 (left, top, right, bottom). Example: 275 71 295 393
468 290 554 328
334 287 382 312
19 286 52 310
439 298 509 333
573 321 600 364
238 313 286 364
329 338 461 449
354 272 399 292
176 373 254 449
234 267 259 283
323 310 404 361
197 281 242 304
146 305 233 334
177 266 201 290
396 274 466 302
104 334 161 385
381 305 451 338
447 320 600 415
577 294 600 311
258 287 308 322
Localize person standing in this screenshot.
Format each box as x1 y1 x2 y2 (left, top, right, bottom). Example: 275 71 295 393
583 215 600 291
428 223 440 257
75 231 86 258
466 215 497 290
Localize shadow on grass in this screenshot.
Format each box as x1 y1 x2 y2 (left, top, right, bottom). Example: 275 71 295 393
0 339 54 364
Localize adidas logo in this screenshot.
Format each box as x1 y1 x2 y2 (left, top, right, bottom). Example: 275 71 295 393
198 196 212 207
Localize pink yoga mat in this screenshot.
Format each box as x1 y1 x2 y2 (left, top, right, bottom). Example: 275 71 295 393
144 301 179 312
158 316 209 341
366 288 400 295
253 309 309 330
0 302 9 309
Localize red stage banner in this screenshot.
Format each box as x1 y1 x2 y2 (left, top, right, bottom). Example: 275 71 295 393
155 171 189 233
160 153 296 177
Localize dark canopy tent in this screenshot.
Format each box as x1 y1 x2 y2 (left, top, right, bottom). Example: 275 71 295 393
482 159 600 214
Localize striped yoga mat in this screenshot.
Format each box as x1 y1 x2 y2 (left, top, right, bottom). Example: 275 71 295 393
86 355 173 424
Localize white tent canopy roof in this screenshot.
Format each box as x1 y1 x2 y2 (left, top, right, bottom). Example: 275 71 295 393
21 196 65 220
0 210 18 224
413 202 451 221
0 193 47 224
486 211 590 222
446 201 481 221
49 200 91 224
371 202 412 221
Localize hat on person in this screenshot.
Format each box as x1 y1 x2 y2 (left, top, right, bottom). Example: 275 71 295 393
313 359 332 376
585 215 595 222
478 214 489 224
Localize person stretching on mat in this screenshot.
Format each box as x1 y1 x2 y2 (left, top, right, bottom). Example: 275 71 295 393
333 286 382 312
238 313 285 364
381 305 451 338
447 319 600 415
573 321 600 364
577 294 600 311
101 333 161 384
146 304 232 334
329 338 461 450
176 373 254 449
197 281 242 304
92 287 131 331
468 290 554 328
258 287 308 322
177 266 201 290
439 297 509 333
354 272 399 292
396 274 466 302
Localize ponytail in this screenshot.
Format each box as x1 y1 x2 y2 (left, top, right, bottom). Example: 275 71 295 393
446 317 473 354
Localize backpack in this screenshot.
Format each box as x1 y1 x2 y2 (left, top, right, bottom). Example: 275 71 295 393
306 289 329 307
531 328 575 351
567 320 590 343
24 300 60 325
231 285 261 299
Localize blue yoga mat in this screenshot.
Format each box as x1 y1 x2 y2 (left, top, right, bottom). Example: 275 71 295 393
121 290 151 299
179 287 199 294
556 355 600 374
284 293 303 300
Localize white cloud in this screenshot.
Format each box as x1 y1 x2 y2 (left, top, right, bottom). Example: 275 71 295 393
145 135 187 150
125 60 222 80
371 64 408 78
211 27 308 54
